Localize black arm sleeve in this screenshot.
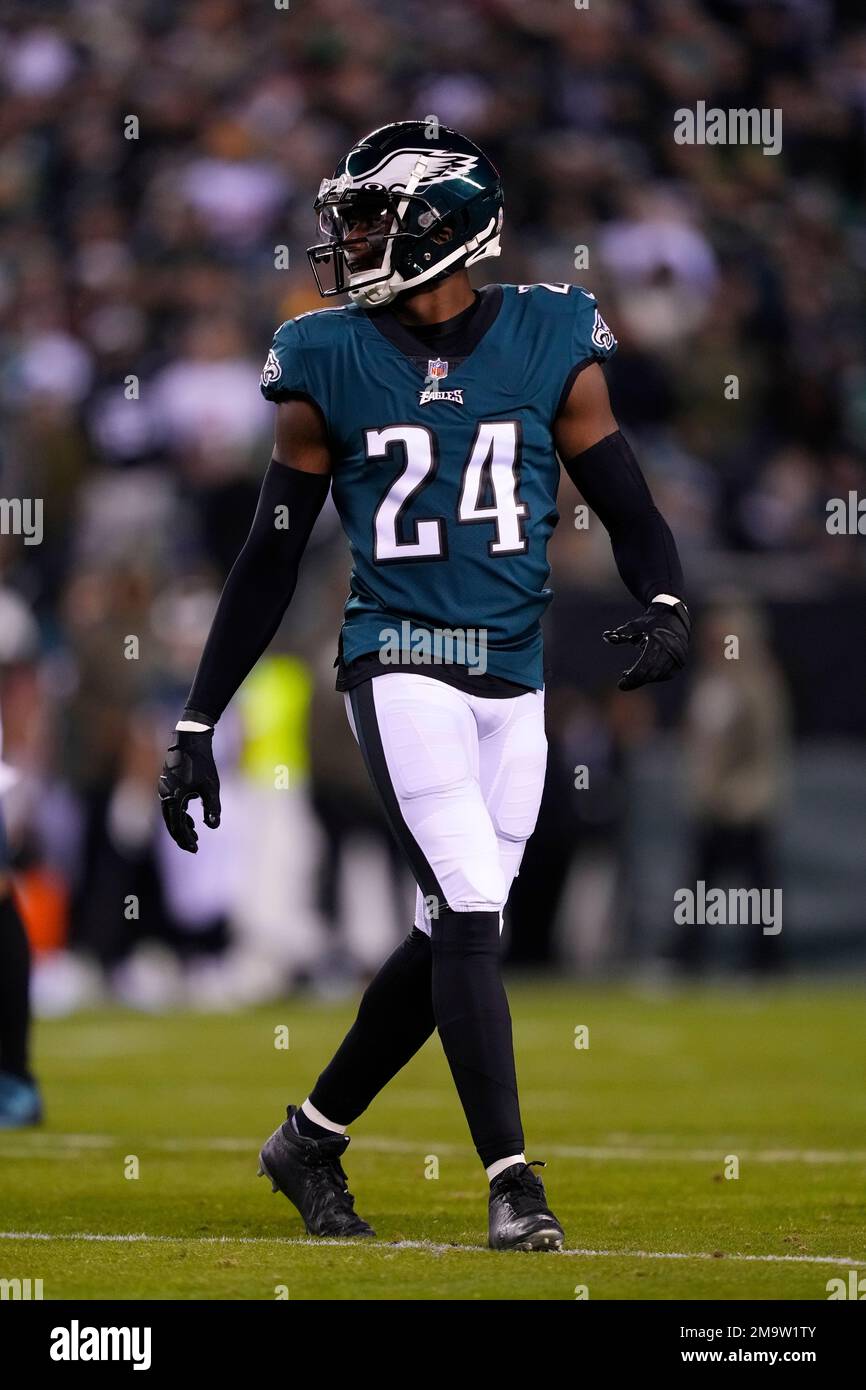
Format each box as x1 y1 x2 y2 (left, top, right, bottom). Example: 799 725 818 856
561 430 684 608
184 459 331 725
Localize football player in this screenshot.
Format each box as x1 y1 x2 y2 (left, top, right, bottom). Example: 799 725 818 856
159 122 690 1251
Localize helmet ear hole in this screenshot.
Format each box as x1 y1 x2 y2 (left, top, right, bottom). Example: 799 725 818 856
430 225 454 246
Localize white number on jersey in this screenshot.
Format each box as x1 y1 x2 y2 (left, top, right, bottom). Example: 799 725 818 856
517 282 570 294
458 422 527 555
367 426 444 561
367 421 527 562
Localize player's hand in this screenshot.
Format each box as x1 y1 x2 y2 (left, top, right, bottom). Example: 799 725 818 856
603 600 690 692
158 728 221 853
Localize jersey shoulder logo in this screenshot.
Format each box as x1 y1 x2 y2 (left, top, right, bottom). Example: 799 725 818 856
591 308 616 352
261 347 281 387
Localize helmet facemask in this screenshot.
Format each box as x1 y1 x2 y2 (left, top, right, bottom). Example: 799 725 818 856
308 185 444 301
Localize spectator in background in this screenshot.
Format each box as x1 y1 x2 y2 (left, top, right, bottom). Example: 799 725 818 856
670 601 791 974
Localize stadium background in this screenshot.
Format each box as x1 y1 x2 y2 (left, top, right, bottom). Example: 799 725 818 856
1 0 865 1016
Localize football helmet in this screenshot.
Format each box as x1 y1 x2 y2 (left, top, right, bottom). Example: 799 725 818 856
307 121 503 307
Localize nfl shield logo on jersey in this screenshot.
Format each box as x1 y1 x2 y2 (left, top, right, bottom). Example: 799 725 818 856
421 356 459 401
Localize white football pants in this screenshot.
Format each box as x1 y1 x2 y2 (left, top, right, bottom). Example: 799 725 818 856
344 673 547 935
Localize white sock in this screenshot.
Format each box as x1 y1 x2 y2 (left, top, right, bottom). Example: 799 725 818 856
486 1153 526 1183
300 1098 347 1135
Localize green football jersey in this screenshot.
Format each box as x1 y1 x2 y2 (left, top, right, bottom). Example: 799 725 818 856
260 283 617 689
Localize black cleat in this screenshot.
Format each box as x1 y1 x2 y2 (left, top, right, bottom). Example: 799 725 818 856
488 1160 565 1251
257 1105 375 1238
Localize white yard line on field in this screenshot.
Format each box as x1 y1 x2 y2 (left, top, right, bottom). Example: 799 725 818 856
1 1133 866 1164
0 1230 863 1267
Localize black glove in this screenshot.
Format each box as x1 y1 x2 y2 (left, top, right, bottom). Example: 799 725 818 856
158 727 221 853
603 600 690 692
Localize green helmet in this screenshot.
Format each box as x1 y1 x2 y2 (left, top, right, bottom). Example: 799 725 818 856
307 121 504 307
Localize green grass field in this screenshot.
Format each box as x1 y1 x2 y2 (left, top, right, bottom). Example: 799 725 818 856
1 980 864 1300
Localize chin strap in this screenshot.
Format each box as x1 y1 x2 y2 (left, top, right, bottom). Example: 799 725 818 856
349 279 398 308
466 227 501 266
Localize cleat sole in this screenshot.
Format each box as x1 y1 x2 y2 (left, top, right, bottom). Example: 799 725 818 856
492 1226 565 1252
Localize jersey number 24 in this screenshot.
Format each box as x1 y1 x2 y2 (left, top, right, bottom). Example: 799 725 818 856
366 422 528 562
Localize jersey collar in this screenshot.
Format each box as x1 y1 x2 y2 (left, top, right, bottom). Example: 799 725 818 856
364 284 503 373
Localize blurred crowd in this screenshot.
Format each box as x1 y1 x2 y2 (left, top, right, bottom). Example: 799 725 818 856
1 0 864 1007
